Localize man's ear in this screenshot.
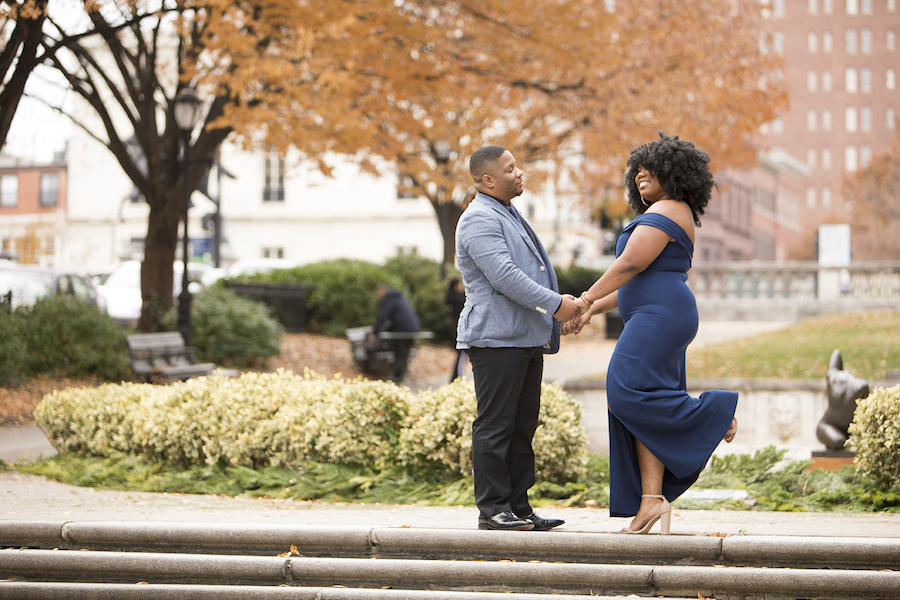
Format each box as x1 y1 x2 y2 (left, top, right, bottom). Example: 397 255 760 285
481 173 494 189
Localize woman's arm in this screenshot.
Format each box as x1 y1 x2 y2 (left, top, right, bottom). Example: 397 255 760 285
573 224 671 315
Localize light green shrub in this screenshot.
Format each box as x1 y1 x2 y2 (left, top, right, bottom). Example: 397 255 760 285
34 371 587 482
401 378 587 483
847 384 900 490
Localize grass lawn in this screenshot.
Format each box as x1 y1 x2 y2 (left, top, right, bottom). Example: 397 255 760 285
687 310 900 380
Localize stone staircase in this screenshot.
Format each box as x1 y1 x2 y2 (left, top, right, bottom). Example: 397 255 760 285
2 521 899 599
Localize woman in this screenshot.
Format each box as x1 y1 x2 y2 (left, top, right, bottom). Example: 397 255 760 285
568 133 738 535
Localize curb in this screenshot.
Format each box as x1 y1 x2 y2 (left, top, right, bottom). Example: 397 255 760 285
3 521 900 569
2 549 899 599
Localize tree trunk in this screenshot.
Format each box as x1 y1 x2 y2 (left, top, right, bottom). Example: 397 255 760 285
137 186 181 331
433 200 464 276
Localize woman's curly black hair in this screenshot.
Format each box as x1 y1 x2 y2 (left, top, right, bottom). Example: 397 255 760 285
623 132 715 226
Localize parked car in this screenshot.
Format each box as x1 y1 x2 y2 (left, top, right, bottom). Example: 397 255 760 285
92 261 211 326
0 262 105 312
200 258 299 287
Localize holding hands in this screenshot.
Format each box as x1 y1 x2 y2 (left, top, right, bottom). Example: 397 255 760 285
554 294 581 322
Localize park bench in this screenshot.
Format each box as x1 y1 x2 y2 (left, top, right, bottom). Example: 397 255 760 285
126 332 218 383
345 326 434 377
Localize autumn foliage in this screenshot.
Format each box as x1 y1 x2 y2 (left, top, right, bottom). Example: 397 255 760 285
843 134 900 260
8 0 786 328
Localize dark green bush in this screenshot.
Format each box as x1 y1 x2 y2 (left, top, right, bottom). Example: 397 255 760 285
556 264 604 297
266 259 400 337
382 254 451 342
0 310 28 385
14 295 131 382
163 287 284 367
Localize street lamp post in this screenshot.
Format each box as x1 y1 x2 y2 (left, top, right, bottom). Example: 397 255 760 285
173 87 203 347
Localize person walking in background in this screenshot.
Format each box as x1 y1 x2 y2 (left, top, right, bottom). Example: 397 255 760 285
445 277 467 383
368 283 421 384
566 133 738 535
455 145 580 531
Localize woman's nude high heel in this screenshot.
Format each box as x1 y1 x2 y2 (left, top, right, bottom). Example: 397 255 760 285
620 494 671 535
724 418 738 443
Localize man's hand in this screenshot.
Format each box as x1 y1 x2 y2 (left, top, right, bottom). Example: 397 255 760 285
554 294 581 322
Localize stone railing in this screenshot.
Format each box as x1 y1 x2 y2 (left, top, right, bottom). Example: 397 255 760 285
687 261 900 321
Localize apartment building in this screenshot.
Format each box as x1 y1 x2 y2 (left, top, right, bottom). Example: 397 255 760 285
762 0 899 236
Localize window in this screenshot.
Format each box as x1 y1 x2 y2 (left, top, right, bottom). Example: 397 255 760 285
888 107 896 129
771 118 784 134
262 247 284 259
824 0 834 12
823 109 834 130
822 187 832 209
39 173 59 207
397 175 418 199
845 145 858 171
861 0 872 12
847 0 858 14
823 30 834 52
773 0 786 16
808 71 818 91
0 175 17 207
807 148 818 169
807 109 818 130
890 0 898 12
861 67 872 91
806 187 817 208
823 70 833 91
888 30 896 51
808 31 818 52
861 105 872 130
861 28 872 52
887 68 897 89
845 106 859 131
846 29 858 53
860 145 872 168
822 147 833 168
846 67 858 92
263 152 285 202
809 0 818 13
773 31 785 53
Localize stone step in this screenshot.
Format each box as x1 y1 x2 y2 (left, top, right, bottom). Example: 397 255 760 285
1 548 899 599
2 582 692 600
3 520 900 570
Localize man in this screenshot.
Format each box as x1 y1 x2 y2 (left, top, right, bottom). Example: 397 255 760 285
368 284 421 383
455 145 580 531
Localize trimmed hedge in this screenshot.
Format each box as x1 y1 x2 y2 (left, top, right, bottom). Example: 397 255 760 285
848 384 900 490
35 371 587 483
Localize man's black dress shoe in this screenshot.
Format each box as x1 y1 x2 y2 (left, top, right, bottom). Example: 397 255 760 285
519 511 565 531
478 510 535 531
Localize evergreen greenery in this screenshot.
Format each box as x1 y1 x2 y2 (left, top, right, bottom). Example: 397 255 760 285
0 295 130 385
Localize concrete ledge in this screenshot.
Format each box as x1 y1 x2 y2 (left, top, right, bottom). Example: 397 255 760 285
2 550 898 599
654 564 900 600
4 521 900 569
0 582 683 600
721 535 900 568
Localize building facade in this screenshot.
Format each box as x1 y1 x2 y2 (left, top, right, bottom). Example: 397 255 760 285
0 153 68 265
763 0 899 237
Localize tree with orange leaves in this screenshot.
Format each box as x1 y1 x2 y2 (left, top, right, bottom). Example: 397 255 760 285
843 135 900 260
20 0 785 329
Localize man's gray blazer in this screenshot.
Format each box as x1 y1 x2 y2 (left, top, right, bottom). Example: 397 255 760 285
455 192 562 353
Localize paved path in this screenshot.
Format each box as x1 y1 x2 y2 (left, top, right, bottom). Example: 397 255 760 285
2 471 899 537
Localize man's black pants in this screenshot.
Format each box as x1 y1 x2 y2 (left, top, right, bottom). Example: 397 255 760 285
467 346 544 518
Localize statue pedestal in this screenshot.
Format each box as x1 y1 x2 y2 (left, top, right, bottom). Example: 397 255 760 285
809 449 855 471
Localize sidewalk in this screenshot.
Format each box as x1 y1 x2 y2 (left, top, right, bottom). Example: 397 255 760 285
2 471 900 537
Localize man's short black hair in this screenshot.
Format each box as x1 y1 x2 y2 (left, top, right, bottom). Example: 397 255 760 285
469 145 508 182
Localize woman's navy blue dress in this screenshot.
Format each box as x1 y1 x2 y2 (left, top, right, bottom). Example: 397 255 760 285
606 213 738 518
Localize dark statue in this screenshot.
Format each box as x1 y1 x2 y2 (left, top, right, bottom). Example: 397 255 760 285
816 349 870 450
